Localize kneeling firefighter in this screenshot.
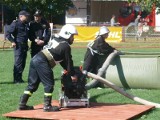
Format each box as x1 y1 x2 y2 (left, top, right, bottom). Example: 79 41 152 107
18 24 78 112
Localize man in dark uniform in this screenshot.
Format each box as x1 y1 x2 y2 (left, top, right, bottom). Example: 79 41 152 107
83 26 119 89
19 24 78 112
29 10 50 57
83 26 115 74
6 10 30 84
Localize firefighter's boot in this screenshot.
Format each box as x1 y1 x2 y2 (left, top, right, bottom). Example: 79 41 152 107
43 96 60 112
19 94 34 110
13 72 24 84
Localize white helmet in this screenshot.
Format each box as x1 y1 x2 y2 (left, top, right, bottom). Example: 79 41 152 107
98 26 110 35
59 24 78 39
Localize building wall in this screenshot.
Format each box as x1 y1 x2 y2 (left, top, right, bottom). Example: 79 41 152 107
65 1 87 25
66 1 125 25
155 8 160 31
91 1 124 23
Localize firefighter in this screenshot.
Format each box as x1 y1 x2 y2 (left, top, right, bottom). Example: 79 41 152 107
5 10 30 84
29 10 50 57
83 26 118 89
19 24 78 112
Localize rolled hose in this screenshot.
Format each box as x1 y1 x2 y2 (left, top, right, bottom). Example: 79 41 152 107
122 51 160 55
85 50 160 90
84 71 160 108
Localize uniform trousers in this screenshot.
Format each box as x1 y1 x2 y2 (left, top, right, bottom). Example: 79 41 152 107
26 52 54 93
13 42 28 82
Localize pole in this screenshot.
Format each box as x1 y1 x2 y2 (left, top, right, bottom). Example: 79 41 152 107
2 0 6 50
87 0 91 26
2 0 4 33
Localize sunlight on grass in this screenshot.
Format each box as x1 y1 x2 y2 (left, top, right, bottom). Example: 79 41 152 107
1 41 160 120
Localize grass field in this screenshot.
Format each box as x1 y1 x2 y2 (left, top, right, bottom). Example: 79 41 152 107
1 40 160 120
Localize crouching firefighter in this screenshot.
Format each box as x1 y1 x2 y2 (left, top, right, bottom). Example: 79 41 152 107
18 24 78 112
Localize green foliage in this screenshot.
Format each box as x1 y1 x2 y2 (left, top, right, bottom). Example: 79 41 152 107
128 0 160 14
3 0 73 20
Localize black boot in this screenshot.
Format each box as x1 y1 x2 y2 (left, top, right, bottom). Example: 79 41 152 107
19 94 34 110
43 96 60 112
18 73 24 83
13 73 24 84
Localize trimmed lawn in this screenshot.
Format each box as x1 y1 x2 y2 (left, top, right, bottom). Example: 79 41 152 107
1 41 160 120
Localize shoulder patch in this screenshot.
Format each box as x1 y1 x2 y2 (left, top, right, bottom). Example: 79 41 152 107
13 20 18 23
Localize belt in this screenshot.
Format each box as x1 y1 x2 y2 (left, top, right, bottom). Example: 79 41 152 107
17 42 28 45
41 49 56 68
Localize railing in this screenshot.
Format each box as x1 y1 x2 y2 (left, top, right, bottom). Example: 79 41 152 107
123 25 160 41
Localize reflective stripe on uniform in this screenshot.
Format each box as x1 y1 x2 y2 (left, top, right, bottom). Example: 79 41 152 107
87 41 104 55
24 91 32 96
41 49 56 68
44 93 52 96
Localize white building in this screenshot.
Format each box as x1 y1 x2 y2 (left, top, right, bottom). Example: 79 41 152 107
65 0 128 26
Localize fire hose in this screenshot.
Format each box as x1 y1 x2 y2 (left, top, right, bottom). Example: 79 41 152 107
84 71 160 108
85 49 123 90
83 49 160 108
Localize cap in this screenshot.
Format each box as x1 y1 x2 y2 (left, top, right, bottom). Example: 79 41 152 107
34 10 42 16
19 10 30 16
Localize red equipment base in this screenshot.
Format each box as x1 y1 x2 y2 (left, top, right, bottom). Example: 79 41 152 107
3 100 154 120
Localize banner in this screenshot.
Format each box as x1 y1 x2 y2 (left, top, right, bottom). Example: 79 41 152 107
74 26 122 42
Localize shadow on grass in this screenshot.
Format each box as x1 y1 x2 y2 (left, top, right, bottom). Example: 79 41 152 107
131 108 155 120
89 90 114 103
0 48 13 51
0 78 60 85
0 81 26 84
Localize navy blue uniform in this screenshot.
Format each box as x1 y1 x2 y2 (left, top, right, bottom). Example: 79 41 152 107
83 36 115 74
6 19 29 83
29 19 50 57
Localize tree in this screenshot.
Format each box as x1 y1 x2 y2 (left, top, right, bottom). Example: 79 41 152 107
3 0 74 22
128 0 160 14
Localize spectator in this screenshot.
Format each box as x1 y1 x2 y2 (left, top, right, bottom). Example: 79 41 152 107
110 14 115 26
29 10 50 57
126 15 141 32
134 15 141 26
5 10 30 84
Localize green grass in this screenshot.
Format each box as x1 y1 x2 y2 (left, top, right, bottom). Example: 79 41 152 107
1 42 160 120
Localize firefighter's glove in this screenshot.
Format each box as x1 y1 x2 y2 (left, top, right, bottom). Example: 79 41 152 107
35 39 44 46
71 75 78 82
82 70 88 76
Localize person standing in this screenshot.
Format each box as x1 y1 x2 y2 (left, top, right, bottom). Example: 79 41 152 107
134 15 141 27
110 14 115 26
18 24 78 112
126 15 141 32
6 10 30 84
29 10 50 57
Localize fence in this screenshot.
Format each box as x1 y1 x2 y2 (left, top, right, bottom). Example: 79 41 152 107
1 25 160 49
123 25 160 41
52 25 160 42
